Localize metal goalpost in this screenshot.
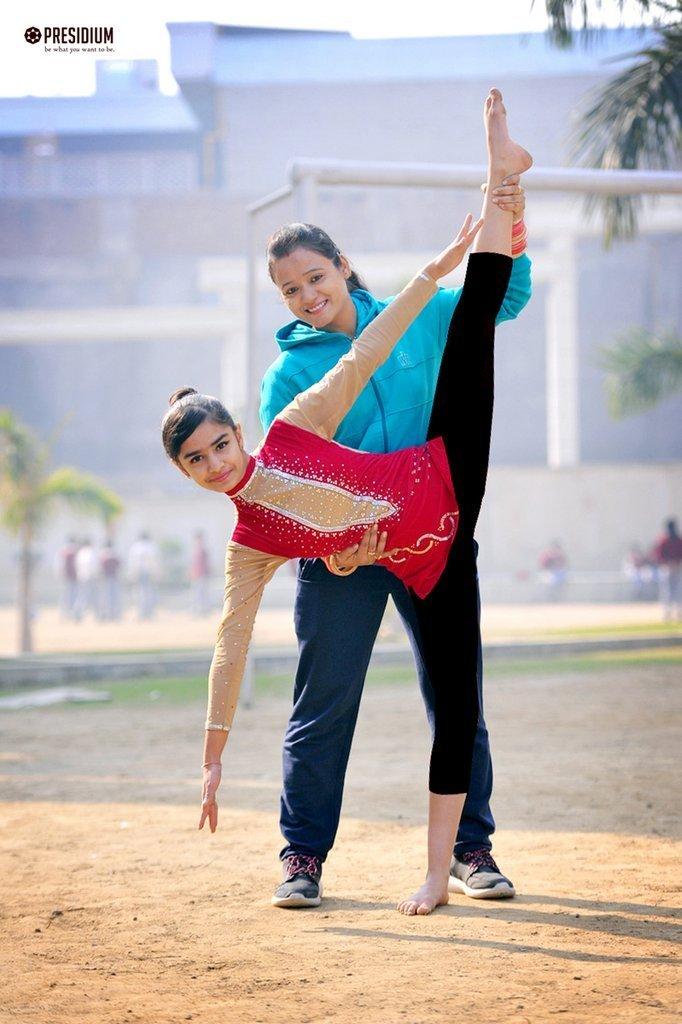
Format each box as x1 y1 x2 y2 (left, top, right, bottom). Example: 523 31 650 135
245 160 682 469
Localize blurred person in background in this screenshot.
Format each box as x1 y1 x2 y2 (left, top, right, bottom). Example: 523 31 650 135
538 540 568 601
73 537 99 621
54 535 79 620
190 529 212 616
621 542 654 602
99 538 122 621
651 518 682 622
128 531 159 621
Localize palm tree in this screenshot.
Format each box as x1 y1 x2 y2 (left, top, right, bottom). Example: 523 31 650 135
0 409 123 654
600 326 682 416
542 0 673 48
542 4 682 413
541 0 682 243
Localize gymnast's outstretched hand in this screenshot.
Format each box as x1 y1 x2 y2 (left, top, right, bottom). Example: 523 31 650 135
423 213 484 282
199 762 222 833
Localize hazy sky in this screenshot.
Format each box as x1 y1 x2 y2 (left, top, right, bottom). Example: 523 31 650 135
0 0 661 96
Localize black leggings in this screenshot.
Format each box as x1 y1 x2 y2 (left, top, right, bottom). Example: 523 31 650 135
411 252 512 794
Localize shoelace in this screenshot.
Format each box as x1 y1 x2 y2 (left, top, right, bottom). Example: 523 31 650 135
460 849 500 874
285 853 321 880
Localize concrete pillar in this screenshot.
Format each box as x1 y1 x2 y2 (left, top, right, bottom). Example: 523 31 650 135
294 175 318 224
546 235 580 467
243 211 259 445
193 271 244 423
196 258 247 427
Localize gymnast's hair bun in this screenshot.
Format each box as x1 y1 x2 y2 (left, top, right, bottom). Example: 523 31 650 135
168 386 198 406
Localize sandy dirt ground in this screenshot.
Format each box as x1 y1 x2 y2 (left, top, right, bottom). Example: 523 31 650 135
1 660 680 1023
1 601 677 656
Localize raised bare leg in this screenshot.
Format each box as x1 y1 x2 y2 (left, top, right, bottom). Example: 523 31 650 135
474 88 533 257
396 89 532 918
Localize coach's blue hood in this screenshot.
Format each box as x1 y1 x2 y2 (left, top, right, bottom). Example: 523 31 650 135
274 289 384 351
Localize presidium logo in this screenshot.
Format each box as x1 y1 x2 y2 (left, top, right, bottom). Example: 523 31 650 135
24 25 115 51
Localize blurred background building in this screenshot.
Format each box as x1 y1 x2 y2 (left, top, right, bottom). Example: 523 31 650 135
0 24 680 604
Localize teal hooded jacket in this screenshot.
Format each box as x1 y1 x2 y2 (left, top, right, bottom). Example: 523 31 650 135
260 252 531 454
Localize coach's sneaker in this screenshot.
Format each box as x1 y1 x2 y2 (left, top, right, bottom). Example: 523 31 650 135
271 853 323 908
448 849 515 899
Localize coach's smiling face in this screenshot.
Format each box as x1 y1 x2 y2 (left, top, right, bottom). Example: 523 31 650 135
272 246 356 335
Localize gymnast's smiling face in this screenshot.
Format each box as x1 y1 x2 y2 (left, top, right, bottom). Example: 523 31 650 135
176 419 248 493
271 246 356 334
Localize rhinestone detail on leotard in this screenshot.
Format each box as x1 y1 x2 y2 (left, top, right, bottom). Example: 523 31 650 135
238 462 398 533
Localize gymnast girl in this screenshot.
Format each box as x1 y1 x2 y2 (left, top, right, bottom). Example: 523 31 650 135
161 89 532 915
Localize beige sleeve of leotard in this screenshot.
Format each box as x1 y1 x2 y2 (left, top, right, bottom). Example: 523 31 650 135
278 271 438 440
205 541 287 732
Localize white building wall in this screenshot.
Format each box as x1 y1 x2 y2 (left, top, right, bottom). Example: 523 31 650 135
477 464 682 574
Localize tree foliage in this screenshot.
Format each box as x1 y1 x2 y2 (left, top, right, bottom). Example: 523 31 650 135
0 408 124 653
599 326 682 416
0 409 122 535
541 1 682 242
540 1 674 48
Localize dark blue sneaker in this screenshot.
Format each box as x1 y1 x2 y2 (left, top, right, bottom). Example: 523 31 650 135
271 853 323 908
449 849 515 899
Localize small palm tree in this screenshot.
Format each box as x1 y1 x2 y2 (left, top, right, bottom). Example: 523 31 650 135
0 409 124 654
541 1 682 243
600 326 682 416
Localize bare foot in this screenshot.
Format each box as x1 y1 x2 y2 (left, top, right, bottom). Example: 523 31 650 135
484 87 533 182
397 875 449 917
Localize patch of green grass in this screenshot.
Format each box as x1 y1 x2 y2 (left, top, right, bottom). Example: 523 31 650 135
485 646 682 678
515 621 681 640
3 646 678 710
92 675 207 704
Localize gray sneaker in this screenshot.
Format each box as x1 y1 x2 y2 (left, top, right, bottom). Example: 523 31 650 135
448 849 515 899
271 853 323 908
